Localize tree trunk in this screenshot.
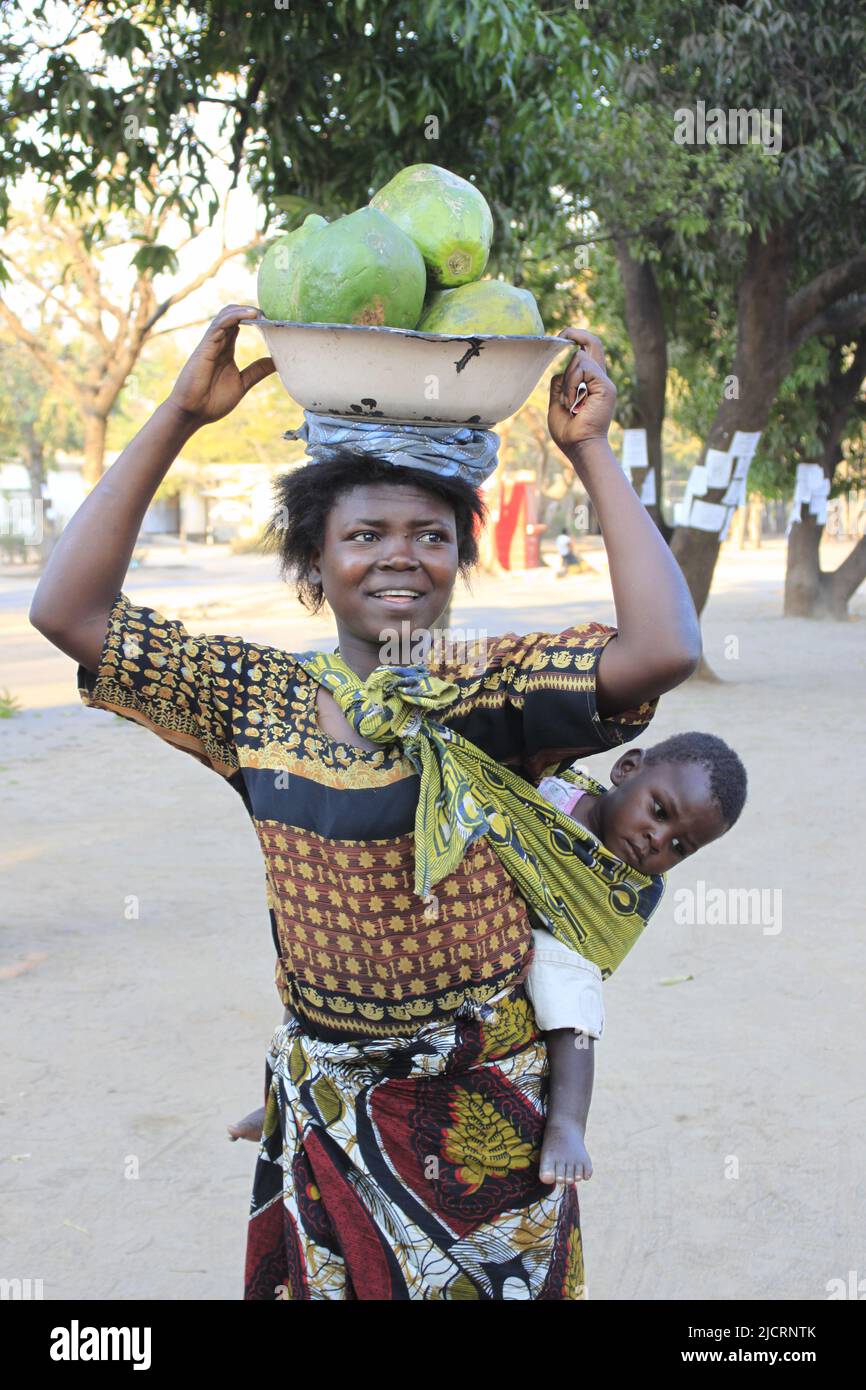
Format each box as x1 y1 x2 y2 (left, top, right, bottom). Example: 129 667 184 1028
82 411 108 486
827 534 866 615
728 505 746 549
786 511 866 619
671 224 791 614
783 331 866 618
614 240 671 540
20 418 54 566
784 507 823 615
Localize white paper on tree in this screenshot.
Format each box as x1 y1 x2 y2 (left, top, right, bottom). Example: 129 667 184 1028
721 477 746 507
689 499 729 532
793 464 814 505
730 430 761 465
784 503 797 539
795 463 824 503
673 499 689 526
684 464 708 500
621 429 649 475
718 506 734 542
704 448 733 488
787 478 829 529
639 470 657 505
732 455 751 482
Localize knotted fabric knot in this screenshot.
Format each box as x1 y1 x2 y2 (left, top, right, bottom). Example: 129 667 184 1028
295 650 665 978
340 662 459 747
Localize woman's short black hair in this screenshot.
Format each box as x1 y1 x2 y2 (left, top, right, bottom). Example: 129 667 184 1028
642 731 748 830
264 447 488 612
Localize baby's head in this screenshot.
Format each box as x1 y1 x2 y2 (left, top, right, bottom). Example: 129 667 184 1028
594 731 747 874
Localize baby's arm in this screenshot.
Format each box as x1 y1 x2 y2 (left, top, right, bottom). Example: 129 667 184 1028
540 1031 594 1186
524 928 603 1185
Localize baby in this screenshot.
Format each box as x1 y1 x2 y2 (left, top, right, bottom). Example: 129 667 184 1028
524 729 747 1186
230 730 747 1190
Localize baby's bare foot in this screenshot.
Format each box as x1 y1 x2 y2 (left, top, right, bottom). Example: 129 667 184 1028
539 1117 593 1186
227 1105 266 1142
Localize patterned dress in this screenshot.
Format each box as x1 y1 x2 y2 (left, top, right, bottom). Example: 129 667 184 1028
77 590 658 1300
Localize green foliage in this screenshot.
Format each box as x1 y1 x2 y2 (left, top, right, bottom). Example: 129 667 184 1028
0 0 600 246
3 0 865 508
563 0 866 493
585 0 866 289
0 688 22 717
130 243 179 276
0 335 84 461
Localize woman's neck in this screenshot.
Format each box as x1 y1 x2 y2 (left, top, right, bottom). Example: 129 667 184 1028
333 620 440 679
332 627 387 680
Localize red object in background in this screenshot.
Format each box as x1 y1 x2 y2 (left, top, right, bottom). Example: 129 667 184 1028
492 473 544 569
494 478 523 568
524 522 547 568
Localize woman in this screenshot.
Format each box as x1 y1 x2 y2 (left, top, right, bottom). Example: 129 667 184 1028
30 306 701 1300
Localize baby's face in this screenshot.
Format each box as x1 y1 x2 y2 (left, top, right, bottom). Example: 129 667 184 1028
597 757 728 874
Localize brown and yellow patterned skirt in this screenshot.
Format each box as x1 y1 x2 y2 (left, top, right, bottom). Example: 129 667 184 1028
243 983 586 1300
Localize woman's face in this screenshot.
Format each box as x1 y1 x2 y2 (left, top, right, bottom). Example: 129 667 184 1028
309 482 460 654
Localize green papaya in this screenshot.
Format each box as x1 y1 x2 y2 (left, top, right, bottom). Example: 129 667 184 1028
288 207 426 328
417 280 545 336
257 214 328 320
370 163 493 288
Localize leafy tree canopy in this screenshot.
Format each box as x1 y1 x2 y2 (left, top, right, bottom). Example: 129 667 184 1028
0 0 608 281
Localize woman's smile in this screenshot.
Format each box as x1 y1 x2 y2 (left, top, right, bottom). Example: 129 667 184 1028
366 586 428 607
369 589 428 606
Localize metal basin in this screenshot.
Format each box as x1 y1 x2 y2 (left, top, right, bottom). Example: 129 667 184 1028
247 318 572 428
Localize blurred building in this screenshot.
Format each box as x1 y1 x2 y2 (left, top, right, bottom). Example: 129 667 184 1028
0 451 281 550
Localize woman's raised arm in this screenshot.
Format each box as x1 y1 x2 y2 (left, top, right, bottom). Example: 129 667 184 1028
29 305 273 672
547 328 702 717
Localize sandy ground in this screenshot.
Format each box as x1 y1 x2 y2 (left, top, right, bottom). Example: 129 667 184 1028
1 534 864 1301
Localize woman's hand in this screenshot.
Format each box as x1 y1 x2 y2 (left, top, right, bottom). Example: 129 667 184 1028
166 304 275 426
547 328 616 454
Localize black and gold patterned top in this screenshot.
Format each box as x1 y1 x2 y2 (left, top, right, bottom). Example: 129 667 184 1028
77 591 659 1042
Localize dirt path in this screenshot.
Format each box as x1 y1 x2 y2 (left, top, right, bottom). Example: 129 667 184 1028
2 537 863 1299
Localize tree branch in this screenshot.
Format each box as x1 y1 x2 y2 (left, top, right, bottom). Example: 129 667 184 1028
149 317 214 338
0 250 109 347
787 250 866 342
141 237 262 333
47 223 130 327
830 534 866 603
788 294 866 354
0 300 87 404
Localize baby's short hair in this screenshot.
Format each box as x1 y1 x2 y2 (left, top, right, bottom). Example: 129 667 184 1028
642 731 747 831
